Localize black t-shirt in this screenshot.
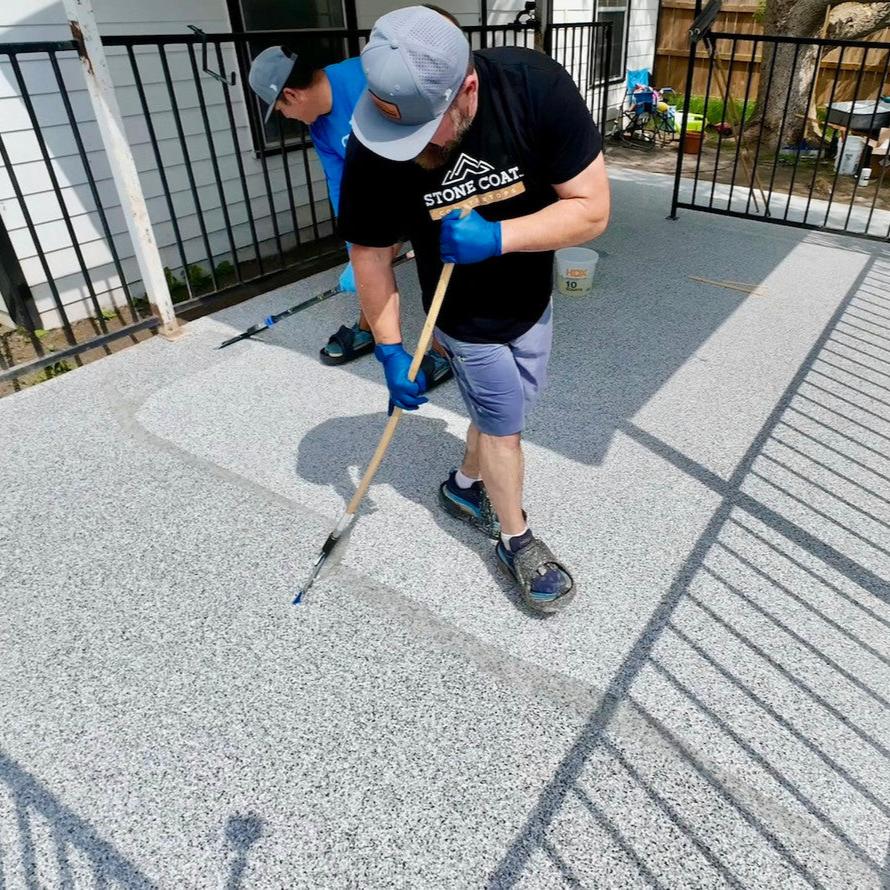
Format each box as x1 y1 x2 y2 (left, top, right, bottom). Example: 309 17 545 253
338 47 602 343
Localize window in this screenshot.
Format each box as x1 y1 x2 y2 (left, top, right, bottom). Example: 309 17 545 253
228 0 349 148
596 0 628 82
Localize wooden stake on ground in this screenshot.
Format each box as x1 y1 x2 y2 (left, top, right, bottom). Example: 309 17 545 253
689 275 768 295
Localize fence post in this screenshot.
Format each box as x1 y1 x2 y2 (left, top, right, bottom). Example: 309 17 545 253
669 0 703 220
61 0 182 339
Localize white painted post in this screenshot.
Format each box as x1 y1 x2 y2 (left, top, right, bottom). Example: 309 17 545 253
62 0 182 339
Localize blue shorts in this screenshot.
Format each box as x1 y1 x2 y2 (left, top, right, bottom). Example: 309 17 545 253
435 304 553 436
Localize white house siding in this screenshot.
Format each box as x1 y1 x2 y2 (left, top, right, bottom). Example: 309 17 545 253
357 0 532 49
622 0 662 125
357 0 486 27
0 0 333 329
548 0 659 131
627 0 660 78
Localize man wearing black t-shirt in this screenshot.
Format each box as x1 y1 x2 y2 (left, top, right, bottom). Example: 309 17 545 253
338 6 610 613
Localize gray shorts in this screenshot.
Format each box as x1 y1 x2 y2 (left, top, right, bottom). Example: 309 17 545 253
435 303 553 436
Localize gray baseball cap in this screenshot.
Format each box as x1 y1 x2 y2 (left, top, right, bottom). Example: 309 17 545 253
248 46 297 122
351 6 471 162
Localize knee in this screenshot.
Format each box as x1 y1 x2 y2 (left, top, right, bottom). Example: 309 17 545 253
480 431 522 453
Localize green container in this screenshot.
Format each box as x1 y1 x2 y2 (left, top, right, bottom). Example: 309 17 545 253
674 111 703 133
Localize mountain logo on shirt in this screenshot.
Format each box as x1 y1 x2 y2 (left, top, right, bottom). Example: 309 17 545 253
442 153 495 186
423 157 524 212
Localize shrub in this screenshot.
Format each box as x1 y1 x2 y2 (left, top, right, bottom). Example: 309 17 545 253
163 266 189 303
187 264 212 290
42 360 71 380
15 327 49 340
667 94 757 127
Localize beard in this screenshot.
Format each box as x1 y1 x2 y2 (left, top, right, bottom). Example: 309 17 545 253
413 105 473 170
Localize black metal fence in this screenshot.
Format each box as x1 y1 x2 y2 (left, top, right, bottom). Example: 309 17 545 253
0 41 160 391
550 22 613 141
0 20 610 393
670 30 890 242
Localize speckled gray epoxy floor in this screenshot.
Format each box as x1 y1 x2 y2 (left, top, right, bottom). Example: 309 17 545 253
1 171 889 888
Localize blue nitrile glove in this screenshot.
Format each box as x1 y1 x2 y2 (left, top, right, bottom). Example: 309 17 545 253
338 261 356 294
374 343 428 415
440 208 503 264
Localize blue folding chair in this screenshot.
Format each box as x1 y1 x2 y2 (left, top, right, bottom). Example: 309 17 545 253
616 68 676 149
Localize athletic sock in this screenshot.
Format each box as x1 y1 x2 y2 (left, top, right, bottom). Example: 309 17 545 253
455 469 481 489
501 526 530 550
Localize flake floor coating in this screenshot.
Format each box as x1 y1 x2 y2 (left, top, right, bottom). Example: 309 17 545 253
1 172 889 887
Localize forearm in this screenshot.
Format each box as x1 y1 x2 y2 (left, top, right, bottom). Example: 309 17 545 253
500 155 610 254
500 196 607 253
352 244 402 345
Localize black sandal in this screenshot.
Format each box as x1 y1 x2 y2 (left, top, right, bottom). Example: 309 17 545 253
319 323 375 366
419 350 453 389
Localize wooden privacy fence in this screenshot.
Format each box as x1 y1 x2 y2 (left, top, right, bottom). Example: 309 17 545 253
654 0 890 105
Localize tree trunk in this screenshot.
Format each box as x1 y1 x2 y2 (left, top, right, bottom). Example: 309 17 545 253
748 0 890 151
754 42 821 150
747 0 826 150
828 0 890 38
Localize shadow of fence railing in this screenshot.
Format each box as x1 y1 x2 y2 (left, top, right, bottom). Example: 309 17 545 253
489 247 890 888
0 749 156 887
1 749 266 886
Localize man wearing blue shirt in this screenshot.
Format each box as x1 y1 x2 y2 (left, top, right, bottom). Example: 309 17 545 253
248 46 451 384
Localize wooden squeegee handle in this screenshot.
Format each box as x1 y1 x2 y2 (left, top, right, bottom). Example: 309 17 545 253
336 184 528 523
344 257 458 517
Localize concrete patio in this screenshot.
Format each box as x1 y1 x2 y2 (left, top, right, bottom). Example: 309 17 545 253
1 169 889 888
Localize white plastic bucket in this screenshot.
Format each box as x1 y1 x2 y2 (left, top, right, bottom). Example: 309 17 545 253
835 134 865 176
555 247 598 295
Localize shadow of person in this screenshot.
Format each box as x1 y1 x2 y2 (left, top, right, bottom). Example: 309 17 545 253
295 410 557 618
295 410 460 514
224 813 265 890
